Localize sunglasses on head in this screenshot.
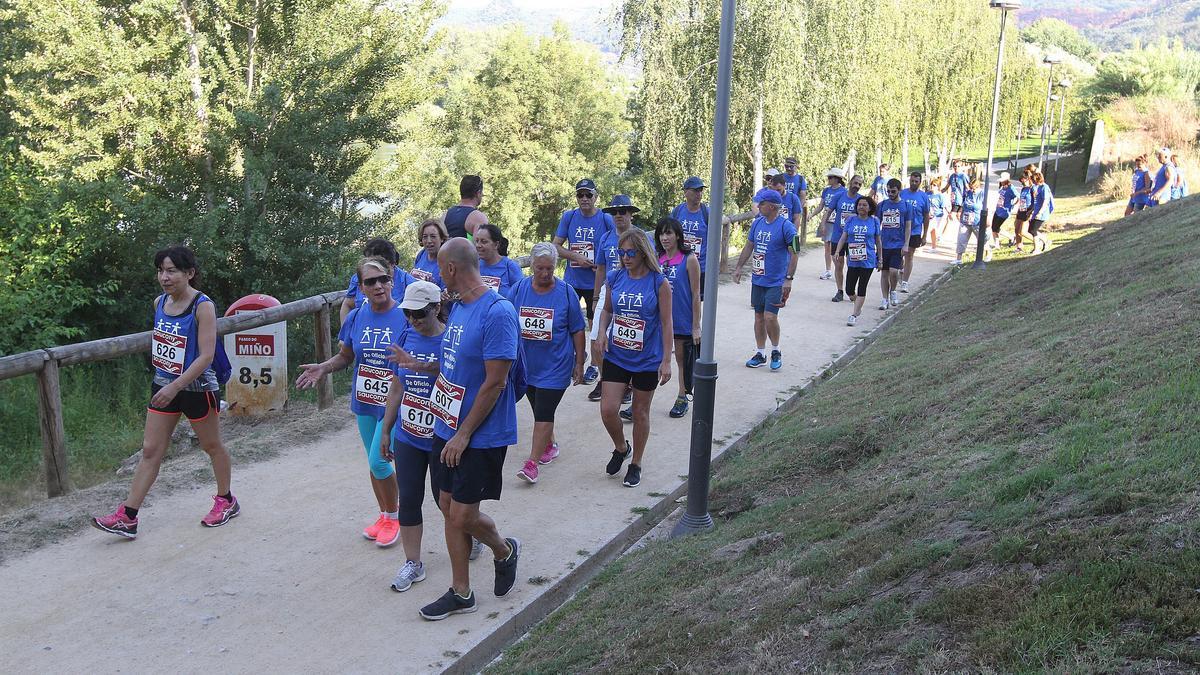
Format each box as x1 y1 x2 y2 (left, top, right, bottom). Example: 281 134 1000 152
362 274 391 287
576 191 596 198
404 304 436 320
616 248 638 258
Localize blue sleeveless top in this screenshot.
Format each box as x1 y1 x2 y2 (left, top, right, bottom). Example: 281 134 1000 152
659 252 694 337
445 205 475 239
152 292 218 392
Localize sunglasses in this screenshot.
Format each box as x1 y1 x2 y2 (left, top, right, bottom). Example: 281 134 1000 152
616 248 639 258
362 274 391 287
404 304 436 320
610 208 633 216
576 191 596 198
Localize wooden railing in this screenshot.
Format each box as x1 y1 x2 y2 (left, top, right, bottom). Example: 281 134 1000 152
0 206 814 499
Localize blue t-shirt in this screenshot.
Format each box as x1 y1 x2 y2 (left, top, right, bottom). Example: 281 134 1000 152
555 209 614 290
390 326 444 451
835 191 865 242
411 249 443 289
432 291 519 447
670 202 709 267
899 188 929 236
949 172 968 203
783 173 808 197
876 198 910 250
604 269 667 372
1017 185 1033 214
961 188 982 227
596 228 656 276
479 256 523 298
996 185 1019 219
505 277 585 390
345 269 414 307
1031 184 1054 220
151 292 218 392
778 192 805 226
842 215 880 269
339 303 408 419
747 214 797 288
820 186 848 236
927 190 946 217
1131 169 1151 206
659 252 695 336
870 176 890 197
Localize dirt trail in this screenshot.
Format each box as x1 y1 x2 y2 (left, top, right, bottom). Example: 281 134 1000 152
0 247 951 674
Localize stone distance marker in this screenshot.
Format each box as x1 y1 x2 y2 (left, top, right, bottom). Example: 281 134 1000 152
224 294 289 416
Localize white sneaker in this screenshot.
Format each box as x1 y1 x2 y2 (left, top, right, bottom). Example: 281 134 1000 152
953 258 963 265
819 270 832 280
899 281 909 293
878 299 889 310
390 560 426 592
890 291 899 306
846 315 857 326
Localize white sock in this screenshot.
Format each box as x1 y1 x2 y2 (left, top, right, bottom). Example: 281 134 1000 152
385 511 398 520
770 343 779 351
756 348 766 357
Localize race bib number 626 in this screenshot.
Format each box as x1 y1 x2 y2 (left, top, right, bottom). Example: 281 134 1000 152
152 330 187 376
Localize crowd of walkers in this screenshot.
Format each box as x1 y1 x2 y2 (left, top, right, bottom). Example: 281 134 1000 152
90 146 1177 619
1126 148 1188 216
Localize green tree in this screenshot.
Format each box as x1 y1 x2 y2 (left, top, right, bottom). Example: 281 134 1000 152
1021 18 1099 63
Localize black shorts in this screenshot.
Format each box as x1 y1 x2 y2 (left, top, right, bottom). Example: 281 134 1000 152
698 271 706 301
881 248 903 270
1027 219 1046 236
951 204 963 214
908 234 922 249
835 242 848 258
149 383 220 422
432 436 506 504
991 213 1009 232
601 359 658 392
570 285 596 320
1015 210 1031 222
525 384 566 423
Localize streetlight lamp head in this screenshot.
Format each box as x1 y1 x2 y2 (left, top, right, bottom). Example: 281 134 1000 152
1058 78 1073 88
1043 55 1062 65
1049 94 1061 101
989 0 1022 9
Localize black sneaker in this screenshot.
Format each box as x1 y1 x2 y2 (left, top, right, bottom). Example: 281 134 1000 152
587 382 603 402
623 463 642 488
745 352 767 368
606 440 632 476
419 587 477 621
668 396 689 418
832 290 844 302
494 537 521 597
619 406 633 422
622 384 633 405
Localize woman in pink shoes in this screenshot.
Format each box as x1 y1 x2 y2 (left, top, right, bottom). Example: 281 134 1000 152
91 246 238 539
505 242 587 484
296 256 406 548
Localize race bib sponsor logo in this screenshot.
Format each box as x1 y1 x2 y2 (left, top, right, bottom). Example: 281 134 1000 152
848 243 868 262
519 306 554 341
430 374 466 429
752 251 765 276
152 330 187 376
411 268 433 282
482 275 501 290
570 241 594 268
400 390 435 439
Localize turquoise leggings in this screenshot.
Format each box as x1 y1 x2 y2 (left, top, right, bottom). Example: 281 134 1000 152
356 414 395 480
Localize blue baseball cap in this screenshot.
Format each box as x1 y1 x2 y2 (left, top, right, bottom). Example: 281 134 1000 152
602 194 640 214
575 178 598 194
753 187 782 205
683 176 706 190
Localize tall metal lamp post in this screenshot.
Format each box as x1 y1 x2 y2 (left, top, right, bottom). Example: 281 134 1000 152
1037 55 1062 171
972 0 1021 270
1052 78 1071 191
672 0 736 537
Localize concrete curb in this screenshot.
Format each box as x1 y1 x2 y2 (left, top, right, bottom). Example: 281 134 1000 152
449 263 959 675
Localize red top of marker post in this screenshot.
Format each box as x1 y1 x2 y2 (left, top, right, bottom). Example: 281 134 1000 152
225 294 281 317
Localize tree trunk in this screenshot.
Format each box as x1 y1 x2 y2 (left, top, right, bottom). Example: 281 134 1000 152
179 0 215 213
902 122 910 176
752 93 763 192
246 0 259 96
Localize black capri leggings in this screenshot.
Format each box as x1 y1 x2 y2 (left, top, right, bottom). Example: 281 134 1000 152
845 266 874 297
394 440 443 526
1027 219 1046 236
525 384 567 423
991 212 1009 235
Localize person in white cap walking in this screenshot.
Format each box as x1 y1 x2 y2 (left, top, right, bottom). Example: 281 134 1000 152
990 171 1019 247
812 168 848 286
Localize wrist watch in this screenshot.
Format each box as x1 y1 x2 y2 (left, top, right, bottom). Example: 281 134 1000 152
785 275 795 280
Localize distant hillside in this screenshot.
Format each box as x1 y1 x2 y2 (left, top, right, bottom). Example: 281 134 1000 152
438 0 620 58
1019 0 1200 52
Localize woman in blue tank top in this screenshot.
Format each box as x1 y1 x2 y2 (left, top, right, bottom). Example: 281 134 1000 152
596 229 673 488
296 255 408 549
91 246 238 540
475 224 524 298
1126 155 1153 216
925 177 947 251
654 217 700 419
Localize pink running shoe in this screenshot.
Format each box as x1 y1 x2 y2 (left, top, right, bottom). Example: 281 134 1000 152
91 504 138 539
200 495 240 528
375 518 400 548
363 514 386 540
537 442 560 465
517 460 539 483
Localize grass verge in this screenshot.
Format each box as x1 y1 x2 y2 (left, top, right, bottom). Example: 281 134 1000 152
488 195 1200 672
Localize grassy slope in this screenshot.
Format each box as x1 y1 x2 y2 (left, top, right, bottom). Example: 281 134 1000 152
491 195 1200 672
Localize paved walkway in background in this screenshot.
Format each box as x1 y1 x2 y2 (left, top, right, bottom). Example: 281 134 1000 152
0 244 953 673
